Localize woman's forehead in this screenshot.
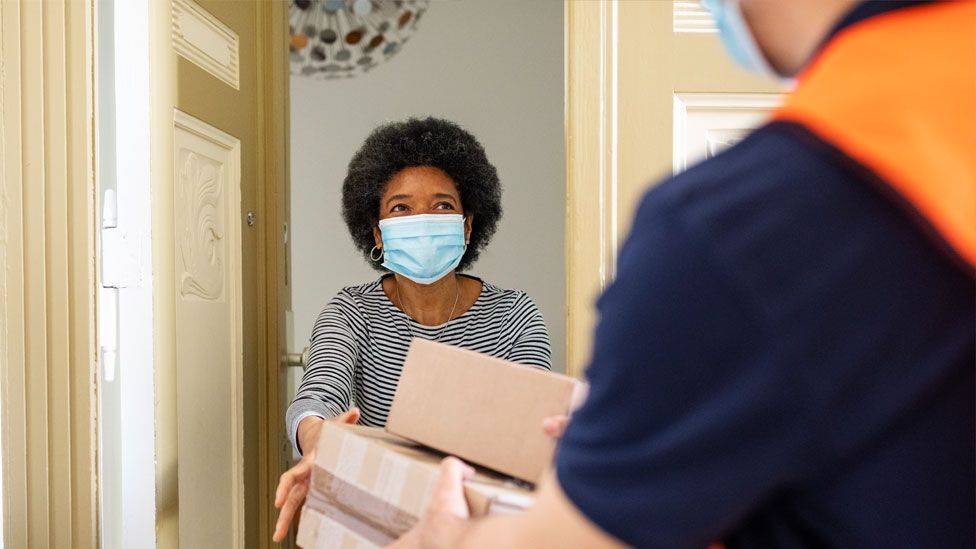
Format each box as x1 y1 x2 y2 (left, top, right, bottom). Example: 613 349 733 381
382 166 459 198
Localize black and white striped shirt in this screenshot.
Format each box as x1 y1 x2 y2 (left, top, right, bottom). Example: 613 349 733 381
286 276 552 453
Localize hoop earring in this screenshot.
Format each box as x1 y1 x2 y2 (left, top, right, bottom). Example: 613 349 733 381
370 245 384 262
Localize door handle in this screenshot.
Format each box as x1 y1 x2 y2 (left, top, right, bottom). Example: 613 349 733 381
281 347 310 371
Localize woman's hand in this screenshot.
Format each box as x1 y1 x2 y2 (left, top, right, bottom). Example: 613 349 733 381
272 407 360 543
542 415 570 439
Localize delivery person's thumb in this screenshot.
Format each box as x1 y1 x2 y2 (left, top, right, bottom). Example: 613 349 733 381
431 457 475 519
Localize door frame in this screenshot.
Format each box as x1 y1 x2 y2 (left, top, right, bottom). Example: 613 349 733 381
254 1 291 546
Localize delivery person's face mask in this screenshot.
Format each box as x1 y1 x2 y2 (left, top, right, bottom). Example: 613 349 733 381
378 213 466 285
701 0 776 77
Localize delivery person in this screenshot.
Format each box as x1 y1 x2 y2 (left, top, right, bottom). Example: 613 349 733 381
390 0 976 547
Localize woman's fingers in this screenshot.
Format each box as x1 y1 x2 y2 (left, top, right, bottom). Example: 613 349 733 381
274 470 293 508
272 407 361 542
274 458 311 508
273 481 310 542
542 415 570 439
337 406 361 424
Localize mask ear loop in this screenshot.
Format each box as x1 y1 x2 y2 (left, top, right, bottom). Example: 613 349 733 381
370 245 384 262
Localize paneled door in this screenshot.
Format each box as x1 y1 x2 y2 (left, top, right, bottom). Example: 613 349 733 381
565 0 784 377
148 0 288 547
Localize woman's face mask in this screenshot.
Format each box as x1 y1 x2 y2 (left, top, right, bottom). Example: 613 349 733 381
378 213 466 285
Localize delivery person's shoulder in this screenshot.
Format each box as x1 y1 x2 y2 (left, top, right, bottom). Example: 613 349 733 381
642 121 844 228
627 117 963 319
634 120 882 270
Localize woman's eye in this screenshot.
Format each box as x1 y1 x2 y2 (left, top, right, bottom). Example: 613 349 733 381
434 202 455 210
391 204 408 213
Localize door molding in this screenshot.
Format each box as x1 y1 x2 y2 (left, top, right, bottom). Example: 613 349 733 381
254 1 290 546
173 108 245 547
171 0 241 90
0 0 98 546
565 0 618 379
673 93 785 174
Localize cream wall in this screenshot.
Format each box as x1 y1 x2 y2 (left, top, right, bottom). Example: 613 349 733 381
1 1 98 546
289 0 567 370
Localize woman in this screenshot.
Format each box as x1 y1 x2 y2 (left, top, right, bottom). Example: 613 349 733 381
274 117 552 541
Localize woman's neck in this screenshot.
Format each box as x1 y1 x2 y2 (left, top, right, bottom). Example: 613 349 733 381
393 272 460 326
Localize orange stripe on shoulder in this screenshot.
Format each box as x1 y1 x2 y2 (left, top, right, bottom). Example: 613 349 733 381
775 1 976 268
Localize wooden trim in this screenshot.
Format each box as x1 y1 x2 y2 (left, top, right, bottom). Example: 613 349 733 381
255 1 290 547
171 0 241 90
565 0 617 379
148 0 180 544
0 0 99 546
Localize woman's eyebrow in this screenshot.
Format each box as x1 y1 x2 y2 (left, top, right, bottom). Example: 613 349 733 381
385 193 411 206
432 193 458 202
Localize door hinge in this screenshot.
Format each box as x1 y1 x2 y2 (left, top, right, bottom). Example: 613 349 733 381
100 189 143 289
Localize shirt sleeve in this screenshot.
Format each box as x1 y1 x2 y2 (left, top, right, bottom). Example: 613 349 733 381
555 197 816 548
505 292 553 371
285 292 362 454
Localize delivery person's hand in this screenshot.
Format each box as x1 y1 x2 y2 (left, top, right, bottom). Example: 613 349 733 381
542 415 569 439
272 407 361 543
542 383 587 439
388 456 475 549
391 455 625 549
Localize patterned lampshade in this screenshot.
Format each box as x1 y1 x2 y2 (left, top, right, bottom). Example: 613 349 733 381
289 0 430 79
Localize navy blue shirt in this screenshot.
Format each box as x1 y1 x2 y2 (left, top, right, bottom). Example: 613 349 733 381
555 115 975 547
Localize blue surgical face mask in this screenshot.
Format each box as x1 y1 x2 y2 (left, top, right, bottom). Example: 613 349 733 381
378 213 466 285
701 0 776 77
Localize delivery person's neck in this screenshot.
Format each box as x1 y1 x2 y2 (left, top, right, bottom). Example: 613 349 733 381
396 272 459 326
744 0 856 75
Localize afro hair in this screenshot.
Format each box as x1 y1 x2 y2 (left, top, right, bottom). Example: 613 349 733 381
341 117 503 272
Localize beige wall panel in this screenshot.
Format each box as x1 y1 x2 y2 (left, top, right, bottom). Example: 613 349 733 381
0 2 29 545
0 0 97 547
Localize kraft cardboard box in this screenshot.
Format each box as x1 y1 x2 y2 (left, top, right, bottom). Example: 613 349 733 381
385 339 587 484
296 423 533 549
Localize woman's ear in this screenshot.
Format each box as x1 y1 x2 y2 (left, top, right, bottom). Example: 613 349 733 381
463 216 473 245
373 225 383 249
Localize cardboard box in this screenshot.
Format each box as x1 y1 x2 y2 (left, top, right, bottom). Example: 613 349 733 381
296 423 533 549
385 339 586 484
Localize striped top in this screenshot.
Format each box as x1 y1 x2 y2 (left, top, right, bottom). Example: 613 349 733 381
286 276 552 453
